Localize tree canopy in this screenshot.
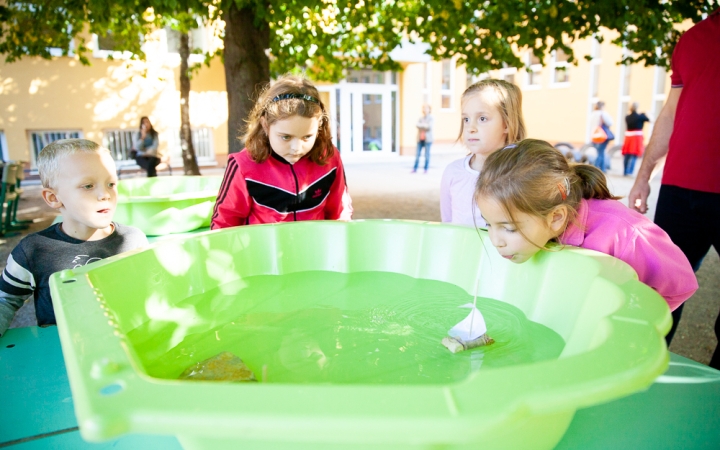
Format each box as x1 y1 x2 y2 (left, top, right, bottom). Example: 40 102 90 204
2 0 717 152
4 1 716 73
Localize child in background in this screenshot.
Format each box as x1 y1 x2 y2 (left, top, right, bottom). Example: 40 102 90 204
211 75 352 228
0 139 148 336
440 79 526 227
475 139 697 311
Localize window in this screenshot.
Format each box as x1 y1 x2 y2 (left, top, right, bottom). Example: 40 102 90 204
29 130 83 168
346 69 394 85
165 27 206 54
551 49 570 85
649 66 668 135
92 31 133 59
526 52 542 88
103 129 136 161
498 63 518 85
422 62 432 105
441 59 454 109
165 127 215 163
590 65 601 98
0 131 8 162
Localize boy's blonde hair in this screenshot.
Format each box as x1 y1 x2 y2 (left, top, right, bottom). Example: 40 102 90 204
475 139 620 244
458 79 527 145
243 75 334 165
38 139 111 189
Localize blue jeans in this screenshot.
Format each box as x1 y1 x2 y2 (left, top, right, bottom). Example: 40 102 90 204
623 154 637 176
654 185 720 369
593 141 609 173
413 141 431 171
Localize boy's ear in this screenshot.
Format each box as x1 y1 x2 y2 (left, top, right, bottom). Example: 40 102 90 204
41 188 63 210
547 205 568 235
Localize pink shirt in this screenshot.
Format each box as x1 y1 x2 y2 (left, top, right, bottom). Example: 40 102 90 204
440 156 486 227
560 199 697 311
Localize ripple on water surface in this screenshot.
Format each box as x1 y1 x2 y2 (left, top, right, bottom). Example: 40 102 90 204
131 271 565 384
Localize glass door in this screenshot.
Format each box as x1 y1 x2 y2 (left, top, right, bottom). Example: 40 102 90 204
334 83 397 154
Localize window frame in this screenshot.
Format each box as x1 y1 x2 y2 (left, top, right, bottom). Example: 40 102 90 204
440 58 455 111
550 49 571 88
27 129 84 169
524 52 543 90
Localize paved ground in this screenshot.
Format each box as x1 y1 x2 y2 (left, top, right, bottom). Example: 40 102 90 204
4 145 718 365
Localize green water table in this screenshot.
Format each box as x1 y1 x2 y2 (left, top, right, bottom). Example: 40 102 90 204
114 176 222 236
47 220 675 449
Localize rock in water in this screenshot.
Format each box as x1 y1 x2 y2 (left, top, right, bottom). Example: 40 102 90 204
179 351 257 382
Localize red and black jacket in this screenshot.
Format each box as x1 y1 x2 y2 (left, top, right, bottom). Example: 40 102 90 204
211 149 353 229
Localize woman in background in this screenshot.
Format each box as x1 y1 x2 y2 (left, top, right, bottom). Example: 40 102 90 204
132 116 162 177
621 102 650 176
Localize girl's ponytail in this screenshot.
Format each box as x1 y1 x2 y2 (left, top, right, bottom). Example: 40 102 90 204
572 164 621 201
476 139 621 232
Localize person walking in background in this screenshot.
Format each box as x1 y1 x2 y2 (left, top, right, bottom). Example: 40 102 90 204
412 104 434 173
589 101 614 172
628 8 720 370
621 102 650 176
440 79 526 227
132 116 162 177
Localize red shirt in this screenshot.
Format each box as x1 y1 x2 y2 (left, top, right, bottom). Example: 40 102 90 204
664 9 720 193
211 149 352 228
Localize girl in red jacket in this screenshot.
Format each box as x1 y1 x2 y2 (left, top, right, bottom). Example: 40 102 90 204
211 75 353 228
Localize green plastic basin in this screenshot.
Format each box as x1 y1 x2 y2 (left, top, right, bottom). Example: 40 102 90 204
50 220 671 450
114 176 222 236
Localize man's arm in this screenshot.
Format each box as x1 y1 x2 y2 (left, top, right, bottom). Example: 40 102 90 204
627 87 682 213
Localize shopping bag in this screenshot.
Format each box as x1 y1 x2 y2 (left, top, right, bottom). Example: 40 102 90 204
591 126 607 144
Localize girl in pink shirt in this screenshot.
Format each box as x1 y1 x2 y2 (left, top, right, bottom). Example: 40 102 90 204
475 139 697 311
440 79 527 227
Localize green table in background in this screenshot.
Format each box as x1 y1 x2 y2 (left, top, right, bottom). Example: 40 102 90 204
1 327 718 449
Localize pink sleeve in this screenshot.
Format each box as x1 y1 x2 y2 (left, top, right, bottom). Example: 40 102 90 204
440 166 453 223
325 153 353 221
617 224 698 311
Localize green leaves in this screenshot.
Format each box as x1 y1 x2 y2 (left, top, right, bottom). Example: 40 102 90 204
2 0 716 75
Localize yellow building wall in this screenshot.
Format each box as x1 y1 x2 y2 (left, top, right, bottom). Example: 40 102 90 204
398 58 468 155
0 53 228 166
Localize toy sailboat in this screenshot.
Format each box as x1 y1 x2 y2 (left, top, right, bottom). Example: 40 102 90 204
442 304 494 353
442 275 494 353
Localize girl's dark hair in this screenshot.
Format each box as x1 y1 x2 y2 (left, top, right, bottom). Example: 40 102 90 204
243 75 333 164
138 116 158 138
475 139 620 228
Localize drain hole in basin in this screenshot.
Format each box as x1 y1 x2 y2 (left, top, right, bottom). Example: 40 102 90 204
62 279 77 284
99 383 124 396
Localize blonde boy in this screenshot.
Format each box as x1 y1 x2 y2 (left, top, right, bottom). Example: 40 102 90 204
0 139 147 336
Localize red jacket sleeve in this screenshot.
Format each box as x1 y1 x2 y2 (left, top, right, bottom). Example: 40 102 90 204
211 156 252 229
324 151 353 220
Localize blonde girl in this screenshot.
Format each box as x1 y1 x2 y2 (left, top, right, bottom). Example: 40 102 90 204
475 139 697 311
212 75 352 228
440 79 526 227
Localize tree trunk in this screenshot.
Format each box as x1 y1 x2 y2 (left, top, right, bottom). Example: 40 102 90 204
179 32 201 175
223 3 270 155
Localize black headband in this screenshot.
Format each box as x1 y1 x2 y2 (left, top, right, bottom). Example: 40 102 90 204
271 93 320 104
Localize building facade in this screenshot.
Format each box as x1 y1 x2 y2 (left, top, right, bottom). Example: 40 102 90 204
0 27 671 167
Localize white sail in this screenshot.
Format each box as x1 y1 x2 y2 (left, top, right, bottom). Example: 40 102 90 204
448 303 487 341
